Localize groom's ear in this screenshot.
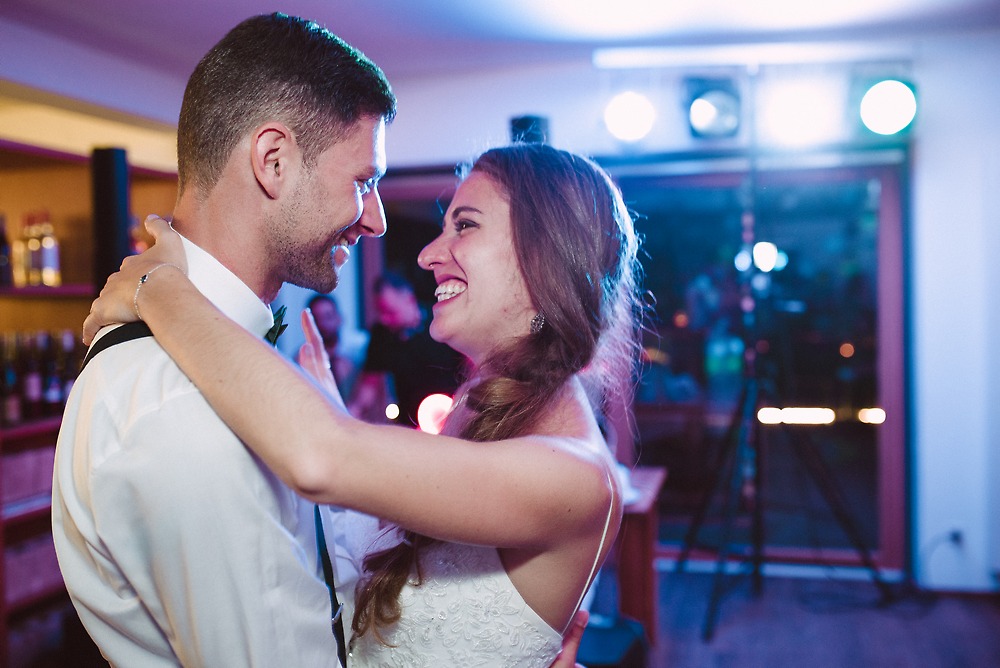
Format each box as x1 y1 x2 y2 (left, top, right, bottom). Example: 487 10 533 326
250 121 298 200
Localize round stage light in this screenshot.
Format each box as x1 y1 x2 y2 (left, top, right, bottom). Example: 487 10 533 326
604 91 656 142
689 89 740 138
860 80 916 135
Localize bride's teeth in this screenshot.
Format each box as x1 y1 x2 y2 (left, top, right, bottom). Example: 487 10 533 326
434 281 466 302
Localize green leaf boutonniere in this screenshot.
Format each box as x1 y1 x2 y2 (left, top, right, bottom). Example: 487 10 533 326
265 305 288 346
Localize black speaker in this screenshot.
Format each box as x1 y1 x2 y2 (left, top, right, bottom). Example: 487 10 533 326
91 147 133 291
510 115 549 144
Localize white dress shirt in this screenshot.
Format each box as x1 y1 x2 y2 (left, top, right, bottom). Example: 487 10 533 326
52 235 350 667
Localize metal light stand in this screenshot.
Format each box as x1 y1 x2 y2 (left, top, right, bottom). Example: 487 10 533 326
674 66 893 641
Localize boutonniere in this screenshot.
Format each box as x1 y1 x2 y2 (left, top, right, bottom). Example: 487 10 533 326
265 305 288 346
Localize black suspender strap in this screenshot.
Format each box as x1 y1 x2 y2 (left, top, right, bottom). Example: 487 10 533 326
79 322 154 372
315 504 347 667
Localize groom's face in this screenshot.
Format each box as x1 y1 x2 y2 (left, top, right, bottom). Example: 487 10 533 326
273 115 387 294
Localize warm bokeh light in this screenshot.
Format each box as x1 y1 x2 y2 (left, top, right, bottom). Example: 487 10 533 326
385 403 400 421
858 407 886 425
673 311 690 328
416 393 454 434
840 342 855 358
758 406 836 425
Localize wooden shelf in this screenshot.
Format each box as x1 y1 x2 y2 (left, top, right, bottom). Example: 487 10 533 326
3 494 51 523
0 417 63 451
0 140 176 663
6 586 67 620
0 285 93 299
3 495 52 544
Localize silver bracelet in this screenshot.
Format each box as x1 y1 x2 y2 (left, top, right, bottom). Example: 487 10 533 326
133 264 182 320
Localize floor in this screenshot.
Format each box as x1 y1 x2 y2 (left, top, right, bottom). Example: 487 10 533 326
646 567 1000 668
11 566 1000 667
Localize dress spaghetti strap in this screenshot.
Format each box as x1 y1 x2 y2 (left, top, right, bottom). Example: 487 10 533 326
562 468 617 635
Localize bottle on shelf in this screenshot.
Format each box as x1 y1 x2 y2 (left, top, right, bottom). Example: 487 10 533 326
19 332 44 421
37 211 61 288
25 214 43 287
59 329 79 402
10 215 30 288
43 333 64 417
0 212 13 287
1 332 23 426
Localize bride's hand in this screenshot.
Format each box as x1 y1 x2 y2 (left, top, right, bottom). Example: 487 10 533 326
82 215 187 345
298 308 346 410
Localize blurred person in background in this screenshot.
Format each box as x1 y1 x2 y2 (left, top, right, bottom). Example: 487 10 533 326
306 292 358 395
349 271 463 427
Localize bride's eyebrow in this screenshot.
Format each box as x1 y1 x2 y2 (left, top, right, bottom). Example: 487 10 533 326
448 206 483 220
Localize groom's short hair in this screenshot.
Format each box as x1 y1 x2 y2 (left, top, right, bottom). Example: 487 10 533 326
176 12 396 196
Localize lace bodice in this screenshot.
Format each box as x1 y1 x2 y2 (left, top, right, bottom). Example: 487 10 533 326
347 541 563 667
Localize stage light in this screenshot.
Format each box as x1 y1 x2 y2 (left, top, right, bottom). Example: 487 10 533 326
758 76 843 147
859 79 916 136
685 78 740 138
604 91 655 142
417 393 454 434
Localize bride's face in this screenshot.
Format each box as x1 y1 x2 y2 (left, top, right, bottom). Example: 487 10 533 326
417 172 535 365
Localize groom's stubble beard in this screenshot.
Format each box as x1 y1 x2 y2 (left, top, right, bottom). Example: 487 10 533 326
268 168 342 295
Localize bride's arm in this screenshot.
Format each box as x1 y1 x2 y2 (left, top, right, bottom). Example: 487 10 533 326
84 218 614 550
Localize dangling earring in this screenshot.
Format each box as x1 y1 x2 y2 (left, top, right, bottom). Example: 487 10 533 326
530 312 546 334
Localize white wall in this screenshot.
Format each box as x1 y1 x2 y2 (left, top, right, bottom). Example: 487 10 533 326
909 31 1000 591
3 12 998 590
0 20 183 126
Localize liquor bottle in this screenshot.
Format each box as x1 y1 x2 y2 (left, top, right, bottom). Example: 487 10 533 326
43 330 65 416
1 333 23 426
38 211 61 287
10 215 29 288
0 213 13 287
20 332 44 420
59 329 79 402
25 214 43 286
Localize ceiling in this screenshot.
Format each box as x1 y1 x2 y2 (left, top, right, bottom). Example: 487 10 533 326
3 0 1000 85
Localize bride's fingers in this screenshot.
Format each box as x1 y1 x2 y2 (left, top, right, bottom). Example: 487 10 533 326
144 214 172 239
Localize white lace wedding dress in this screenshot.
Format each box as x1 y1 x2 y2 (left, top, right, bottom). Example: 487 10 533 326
342 477 615 667
346 541 564 667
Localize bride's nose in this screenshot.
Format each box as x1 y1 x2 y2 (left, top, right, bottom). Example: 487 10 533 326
418 235 447 270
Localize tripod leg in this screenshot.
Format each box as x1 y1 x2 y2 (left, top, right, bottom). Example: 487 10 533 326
675 382 749 573
702 379 760 640
750 418 765 596
701 435 744 640
781 425 894 603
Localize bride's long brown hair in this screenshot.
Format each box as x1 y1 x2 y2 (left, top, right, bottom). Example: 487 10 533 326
351 143 642 645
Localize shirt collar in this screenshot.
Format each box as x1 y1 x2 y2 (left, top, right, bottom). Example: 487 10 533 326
180 233 276 338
